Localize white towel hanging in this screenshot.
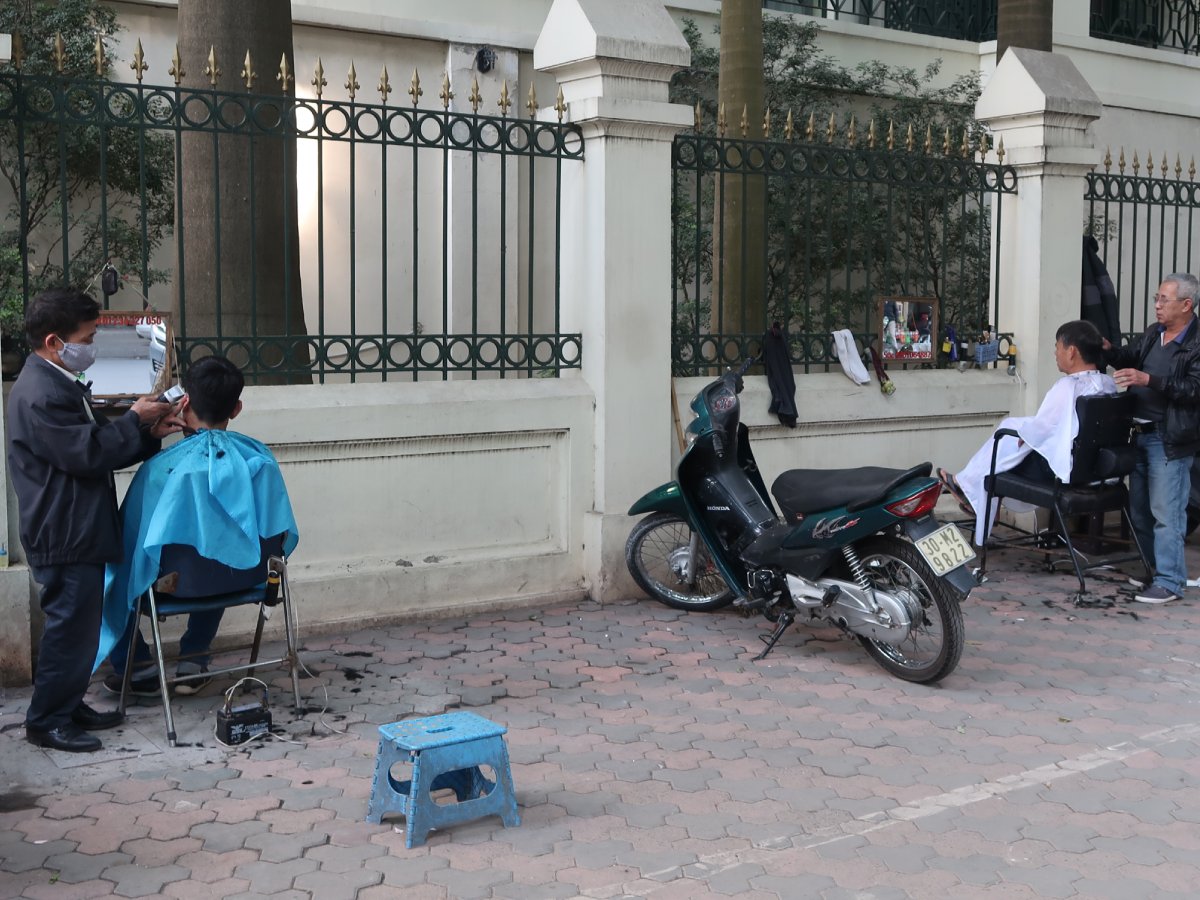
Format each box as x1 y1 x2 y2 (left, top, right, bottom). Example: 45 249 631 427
830 330 870 385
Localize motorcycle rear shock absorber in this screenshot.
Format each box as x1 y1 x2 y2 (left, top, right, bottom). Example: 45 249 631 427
842 544 873 592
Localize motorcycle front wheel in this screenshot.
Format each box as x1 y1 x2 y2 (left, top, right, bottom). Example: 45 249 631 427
853 535 964 684
625 512 735 611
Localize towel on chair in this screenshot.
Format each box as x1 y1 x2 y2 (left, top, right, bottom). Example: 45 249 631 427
94 429 299 673
830 329 871 385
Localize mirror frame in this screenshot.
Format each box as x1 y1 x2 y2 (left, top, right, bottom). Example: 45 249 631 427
877 295 937 364
89 310 175 403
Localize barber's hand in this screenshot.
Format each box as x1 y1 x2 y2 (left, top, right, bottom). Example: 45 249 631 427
131 397 184 438
1113 368 1150 389
148 412 185 440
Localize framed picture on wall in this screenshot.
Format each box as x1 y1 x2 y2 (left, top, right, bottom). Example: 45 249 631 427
878 296 937 363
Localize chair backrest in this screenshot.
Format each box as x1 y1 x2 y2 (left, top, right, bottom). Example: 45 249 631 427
1069 393 1136 485
157 533 286 598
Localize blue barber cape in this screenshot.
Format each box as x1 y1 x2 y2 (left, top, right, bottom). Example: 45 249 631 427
94 429 299 672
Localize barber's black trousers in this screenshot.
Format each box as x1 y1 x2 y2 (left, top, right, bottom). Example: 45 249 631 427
26 563 104 730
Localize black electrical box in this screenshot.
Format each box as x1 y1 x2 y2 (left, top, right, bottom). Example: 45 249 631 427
216 701 272 745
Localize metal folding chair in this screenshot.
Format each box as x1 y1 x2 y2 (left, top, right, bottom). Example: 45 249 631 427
118 533 302 746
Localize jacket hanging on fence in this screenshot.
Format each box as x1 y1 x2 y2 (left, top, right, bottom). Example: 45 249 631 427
1081 235 1122 346
763 323 797 427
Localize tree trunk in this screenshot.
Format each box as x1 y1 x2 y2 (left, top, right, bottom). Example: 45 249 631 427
996 0 1054 60
176 0 309 383
712 0 766 354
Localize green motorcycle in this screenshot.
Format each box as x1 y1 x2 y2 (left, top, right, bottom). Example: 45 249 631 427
626 360 976 683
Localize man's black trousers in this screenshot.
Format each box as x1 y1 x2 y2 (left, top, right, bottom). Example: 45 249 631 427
26 563 104 730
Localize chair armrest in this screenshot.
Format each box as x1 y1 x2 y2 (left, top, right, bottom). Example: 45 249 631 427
987 428 1021 479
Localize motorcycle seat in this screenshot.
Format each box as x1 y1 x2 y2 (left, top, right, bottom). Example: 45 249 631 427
771 463 934 519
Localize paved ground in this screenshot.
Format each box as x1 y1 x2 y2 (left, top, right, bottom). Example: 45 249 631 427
2 529 1199 899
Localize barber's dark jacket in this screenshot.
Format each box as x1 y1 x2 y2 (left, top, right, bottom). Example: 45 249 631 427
1104 316 1200 460
7 354 160 567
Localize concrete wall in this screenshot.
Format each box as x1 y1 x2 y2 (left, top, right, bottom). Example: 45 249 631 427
0 375 595 686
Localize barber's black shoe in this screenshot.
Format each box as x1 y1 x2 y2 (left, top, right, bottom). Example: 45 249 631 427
71 702 124 731
25 723 102 753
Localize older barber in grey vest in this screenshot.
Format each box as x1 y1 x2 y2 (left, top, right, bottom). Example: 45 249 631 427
1105 273 1200 604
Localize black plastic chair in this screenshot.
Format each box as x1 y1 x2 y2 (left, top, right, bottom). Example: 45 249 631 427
118 533 302 746
978 393 1150 602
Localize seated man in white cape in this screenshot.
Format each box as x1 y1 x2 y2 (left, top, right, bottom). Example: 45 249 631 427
96 355 298 696
939 320 1117 546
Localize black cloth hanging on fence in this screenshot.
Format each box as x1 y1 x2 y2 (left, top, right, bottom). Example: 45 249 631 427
763 322 797 428
1081 235 1122 346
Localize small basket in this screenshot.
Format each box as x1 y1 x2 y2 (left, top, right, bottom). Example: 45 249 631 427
974 340 1000 365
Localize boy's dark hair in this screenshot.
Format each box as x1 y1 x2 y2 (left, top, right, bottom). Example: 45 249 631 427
182 356 244 424
25 287 101 344
1055 319 1104 367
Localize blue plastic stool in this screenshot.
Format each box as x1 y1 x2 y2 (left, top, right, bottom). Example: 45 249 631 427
365 711 520 847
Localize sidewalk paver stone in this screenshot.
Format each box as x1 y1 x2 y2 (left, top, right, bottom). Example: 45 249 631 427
230 857 319 894
39 850 129 884
101 862 189 898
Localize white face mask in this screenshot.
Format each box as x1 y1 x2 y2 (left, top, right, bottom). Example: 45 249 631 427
56 337 97 373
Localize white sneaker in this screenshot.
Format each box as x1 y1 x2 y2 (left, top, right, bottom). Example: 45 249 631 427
173 666 211 696
1134 585 1181 604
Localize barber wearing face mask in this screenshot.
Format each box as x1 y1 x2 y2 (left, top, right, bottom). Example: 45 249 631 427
7 287 183 752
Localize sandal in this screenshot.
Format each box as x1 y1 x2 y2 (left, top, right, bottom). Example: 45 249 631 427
937 467 975 516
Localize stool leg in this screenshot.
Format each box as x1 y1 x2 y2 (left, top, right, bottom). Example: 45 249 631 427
495 742 521 828
366 740 412 824
405 750 429 849
365 737 389 824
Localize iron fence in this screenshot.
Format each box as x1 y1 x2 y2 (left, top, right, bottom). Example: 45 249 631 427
763 0 997 42
671 119 1016 375
1091 0 1200 54
0 42 583 381
1085 148 1200 339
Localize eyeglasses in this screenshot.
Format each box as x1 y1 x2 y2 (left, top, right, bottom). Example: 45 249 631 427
1154 293 1181 305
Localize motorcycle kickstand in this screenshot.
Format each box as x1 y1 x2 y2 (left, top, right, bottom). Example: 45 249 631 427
753 611 795 661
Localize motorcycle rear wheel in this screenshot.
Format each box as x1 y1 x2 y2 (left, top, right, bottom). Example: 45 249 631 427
625 512 735 611
852 536 964 684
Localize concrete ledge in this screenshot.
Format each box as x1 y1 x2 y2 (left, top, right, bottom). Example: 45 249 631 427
0 565 33 687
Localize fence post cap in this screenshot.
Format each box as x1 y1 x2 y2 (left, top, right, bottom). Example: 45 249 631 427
534 0 690 75
976 47 1101 126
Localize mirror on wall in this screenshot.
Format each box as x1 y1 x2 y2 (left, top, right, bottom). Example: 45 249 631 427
878 296 936 363
87 310 173 402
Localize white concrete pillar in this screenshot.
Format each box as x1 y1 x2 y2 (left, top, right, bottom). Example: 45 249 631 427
535 0 691 601
976 48 1103 413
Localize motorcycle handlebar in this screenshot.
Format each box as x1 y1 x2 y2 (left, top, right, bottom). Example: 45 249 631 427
728 356 758 394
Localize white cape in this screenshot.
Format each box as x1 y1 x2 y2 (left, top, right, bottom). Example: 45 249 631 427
956 370 1117 544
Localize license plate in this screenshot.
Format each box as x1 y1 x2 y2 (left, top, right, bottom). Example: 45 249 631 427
914 523 976 577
